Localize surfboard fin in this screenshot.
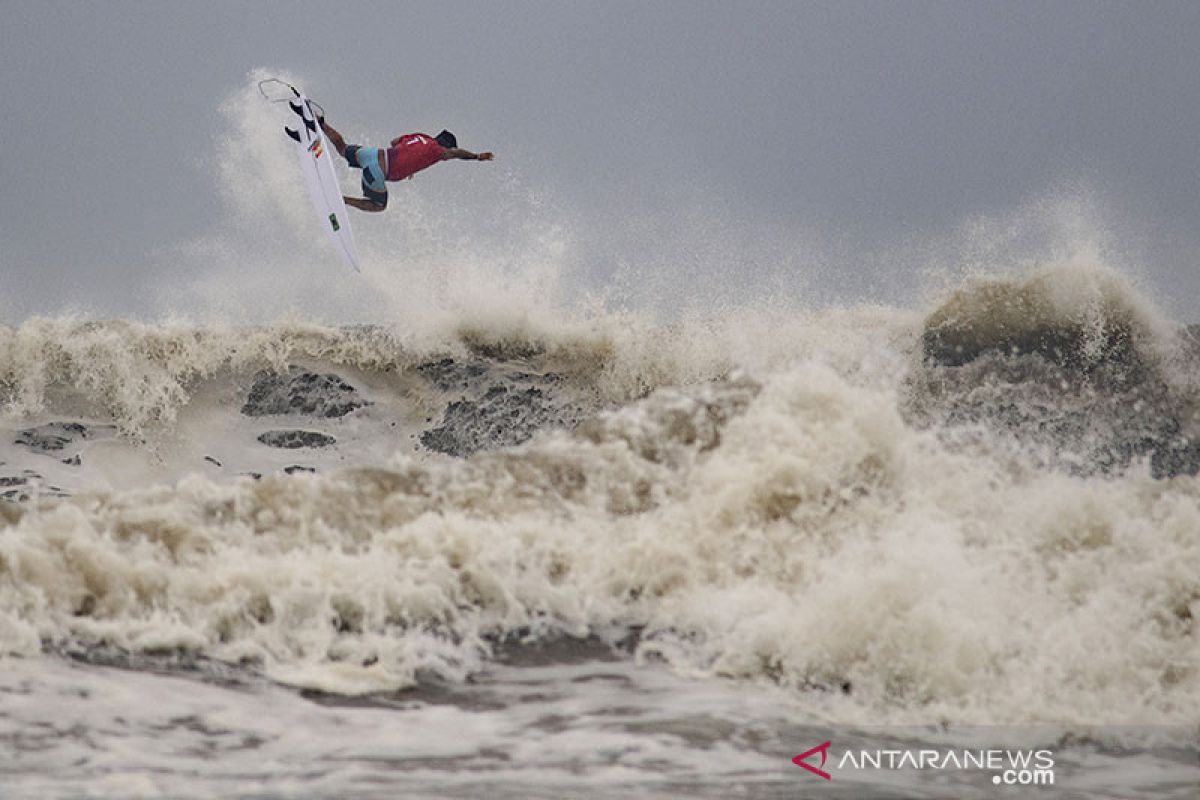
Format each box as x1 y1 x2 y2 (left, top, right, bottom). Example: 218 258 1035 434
286 99 326 133
284 127 301 142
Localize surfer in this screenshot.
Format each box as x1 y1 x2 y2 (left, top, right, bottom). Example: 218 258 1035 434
317 120 493 213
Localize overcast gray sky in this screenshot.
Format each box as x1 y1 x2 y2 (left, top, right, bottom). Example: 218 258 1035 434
2 1 1198 321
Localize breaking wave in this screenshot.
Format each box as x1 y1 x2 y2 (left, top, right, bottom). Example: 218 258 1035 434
1 256 1198 731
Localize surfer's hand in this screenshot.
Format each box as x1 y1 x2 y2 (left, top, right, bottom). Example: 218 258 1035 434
478 152 494 161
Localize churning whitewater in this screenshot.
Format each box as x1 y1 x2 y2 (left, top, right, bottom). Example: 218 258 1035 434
2 259 1198 743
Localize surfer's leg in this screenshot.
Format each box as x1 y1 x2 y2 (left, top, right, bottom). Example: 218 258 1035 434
331 142 387 212
320 120 348 157
353 149 388 211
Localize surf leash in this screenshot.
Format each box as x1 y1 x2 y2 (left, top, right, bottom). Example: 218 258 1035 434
257 78 326 120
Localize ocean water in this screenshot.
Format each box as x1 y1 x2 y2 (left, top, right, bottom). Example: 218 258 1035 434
2 74 1199 798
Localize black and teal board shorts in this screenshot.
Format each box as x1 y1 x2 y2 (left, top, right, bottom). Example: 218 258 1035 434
344 145 388 208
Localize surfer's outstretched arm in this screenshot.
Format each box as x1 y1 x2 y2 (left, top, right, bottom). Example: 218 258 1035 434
442 148 494 161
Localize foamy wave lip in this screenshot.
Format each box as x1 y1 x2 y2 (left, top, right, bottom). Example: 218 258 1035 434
922 256 1176 369
910 258 1200 477
0 317 413 435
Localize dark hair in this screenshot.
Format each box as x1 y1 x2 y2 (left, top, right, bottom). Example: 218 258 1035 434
435 130 458 149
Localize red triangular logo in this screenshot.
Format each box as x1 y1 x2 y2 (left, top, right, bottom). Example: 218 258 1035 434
792 741 832 780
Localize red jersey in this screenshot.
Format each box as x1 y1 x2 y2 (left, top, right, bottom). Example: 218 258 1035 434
385 133 445 181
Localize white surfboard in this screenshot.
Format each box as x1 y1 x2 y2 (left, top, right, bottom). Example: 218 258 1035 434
286 94 361 272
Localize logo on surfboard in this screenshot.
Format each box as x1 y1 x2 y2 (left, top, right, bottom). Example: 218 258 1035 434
308 139 324 158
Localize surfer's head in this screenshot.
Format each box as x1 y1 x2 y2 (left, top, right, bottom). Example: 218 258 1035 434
435 130 458 149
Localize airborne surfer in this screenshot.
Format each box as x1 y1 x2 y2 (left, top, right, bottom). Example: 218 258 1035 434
314 115 493 213
266 77 492 267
